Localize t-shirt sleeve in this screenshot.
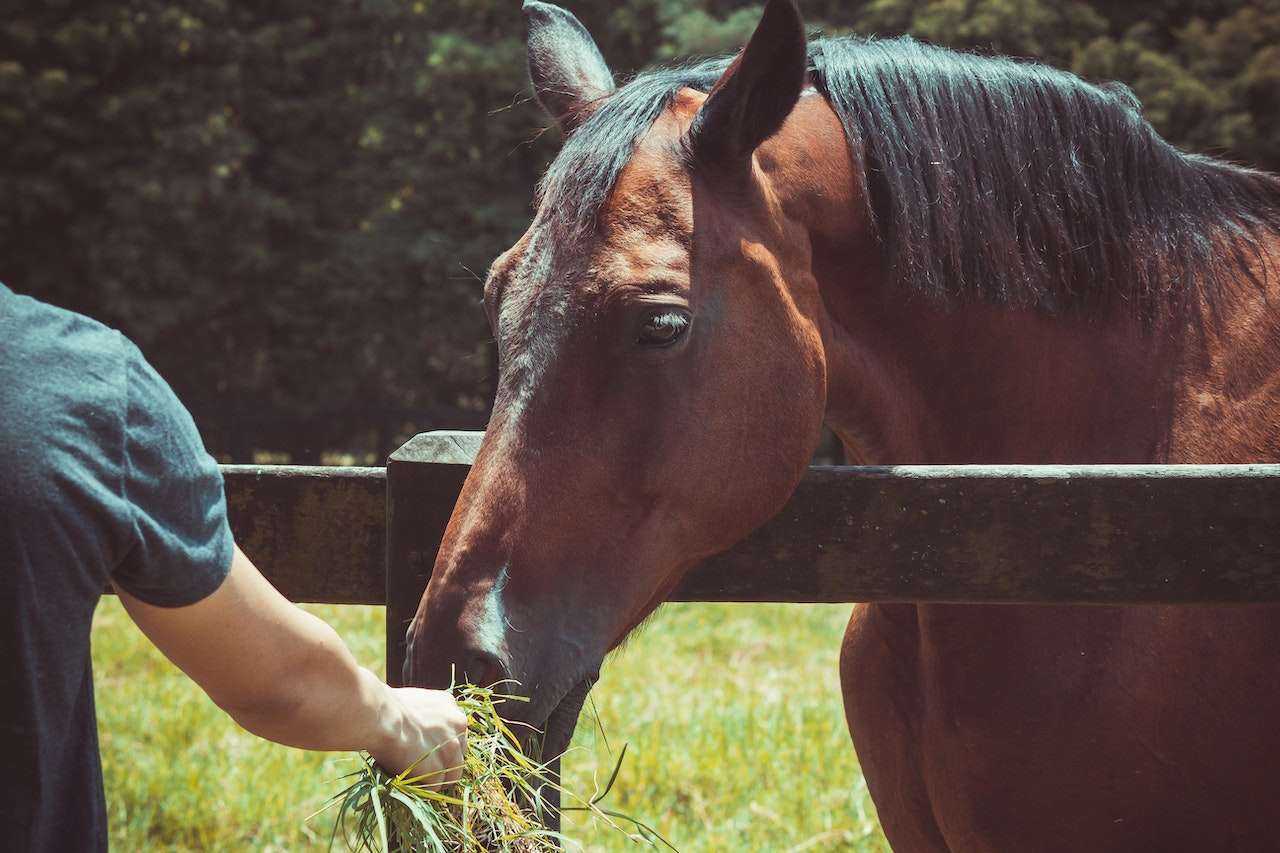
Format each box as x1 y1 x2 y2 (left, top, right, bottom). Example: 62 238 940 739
110 343 234 606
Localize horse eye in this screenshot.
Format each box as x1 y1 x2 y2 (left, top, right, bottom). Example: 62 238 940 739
636 309 690 347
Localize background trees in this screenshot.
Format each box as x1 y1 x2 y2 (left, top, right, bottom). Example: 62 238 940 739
3 0 1277 462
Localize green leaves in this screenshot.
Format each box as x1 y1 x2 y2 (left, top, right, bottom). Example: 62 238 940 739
3 0 1277 464
1 0 542 462
319 684 671 852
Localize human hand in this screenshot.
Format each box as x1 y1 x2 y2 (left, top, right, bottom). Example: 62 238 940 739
369 686 468 784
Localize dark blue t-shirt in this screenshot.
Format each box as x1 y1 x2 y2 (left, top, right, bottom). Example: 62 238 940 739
0 283 234 851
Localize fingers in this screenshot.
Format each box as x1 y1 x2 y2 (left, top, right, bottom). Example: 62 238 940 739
435 725 467 785
374 688 469 783
433 694 468 784
424 694 467 784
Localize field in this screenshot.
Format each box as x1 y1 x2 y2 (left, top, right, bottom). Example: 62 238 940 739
92 599 888 851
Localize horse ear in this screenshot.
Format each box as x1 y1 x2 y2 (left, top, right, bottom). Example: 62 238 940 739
687 0 807 166
523 1 615 133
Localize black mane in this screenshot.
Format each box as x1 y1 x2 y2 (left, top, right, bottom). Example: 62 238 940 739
537 35 1280 318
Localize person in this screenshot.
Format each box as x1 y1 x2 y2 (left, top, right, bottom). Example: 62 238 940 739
0 282 467 851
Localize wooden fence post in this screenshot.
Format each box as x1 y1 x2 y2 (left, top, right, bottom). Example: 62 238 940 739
384 430 484 685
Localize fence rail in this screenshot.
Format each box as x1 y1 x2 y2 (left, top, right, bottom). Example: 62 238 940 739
223 465 386 604
115 430 1280 680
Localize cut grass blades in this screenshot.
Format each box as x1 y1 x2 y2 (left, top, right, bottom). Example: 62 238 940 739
319 683 676 852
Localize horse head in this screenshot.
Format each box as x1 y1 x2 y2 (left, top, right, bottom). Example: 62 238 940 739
405 0 837 759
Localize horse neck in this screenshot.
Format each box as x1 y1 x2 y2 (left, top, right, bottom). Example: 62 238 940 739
807 228 1280 465
799 224 1183 464
763 98 1151 464
765 96 1280 465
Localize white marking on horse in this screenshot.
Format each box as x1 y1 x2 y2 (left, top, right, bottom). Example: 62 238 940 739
475 565 511 659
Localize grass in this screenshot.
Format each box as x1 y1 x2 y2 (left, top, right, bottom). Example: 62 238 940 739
325 685 673 852
92 598 888 851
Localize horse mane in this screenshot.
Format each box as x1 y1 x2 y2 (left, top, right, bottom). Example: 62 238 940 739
537 35 1280 319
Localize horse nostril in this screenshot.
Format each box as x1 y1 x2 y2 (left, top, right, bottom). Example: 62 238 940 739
460 647 507 689
401 636 416 686
401 646 415 687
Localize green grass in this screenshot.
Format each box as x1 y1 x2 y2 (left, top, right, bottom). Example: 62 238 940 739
92 599 887 851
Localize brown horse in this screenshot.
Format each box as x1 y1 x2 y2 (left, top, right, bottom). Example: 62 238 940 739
405 1 1280 848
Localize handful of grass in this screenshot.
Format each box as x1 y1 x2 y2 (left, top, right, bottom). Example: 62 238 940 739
320 684 672 852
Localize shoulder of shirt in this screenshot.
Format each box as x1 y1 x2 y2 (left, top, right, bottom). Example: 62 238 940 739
0 284 140 447
0 285 135 507
1 284 135 364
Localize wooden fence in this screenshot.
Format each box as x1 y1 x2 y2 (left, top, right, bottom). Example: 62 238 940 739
212 430 1280 684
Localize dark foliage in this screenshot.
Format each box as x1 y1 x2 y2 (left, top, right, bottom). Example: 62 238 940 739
3 1 1278 460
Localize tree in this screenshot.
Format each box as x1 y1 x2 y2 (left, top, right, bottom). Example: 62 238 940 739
3 1 1277 462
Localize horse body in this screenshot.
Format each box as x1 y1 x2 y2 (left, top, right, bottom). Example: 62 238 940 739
406 2 1280 848
833 272 1280 845
767 89 1280 850
846 603 1280 850
835 277 1280 846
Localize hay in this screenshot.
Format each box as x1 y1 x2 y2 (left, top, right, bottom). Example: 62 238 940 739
319 684 674 852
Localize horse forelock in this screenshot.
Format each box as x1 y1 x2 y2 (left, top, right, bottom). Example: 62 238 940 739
535 56 729 249
490 222 580 411
530 34 1280 322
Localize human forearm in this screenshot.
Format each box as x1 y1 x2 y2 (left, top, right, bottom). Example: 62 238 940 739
214 614 400 754
121 545 466 777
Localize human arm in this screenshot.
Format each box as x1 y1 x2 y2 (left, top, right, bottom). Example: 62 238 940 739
118 544 466 781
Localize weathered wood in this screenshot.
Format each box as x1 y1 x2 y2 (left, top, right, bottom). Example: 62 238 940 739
223 465 386 604
103 465 387 604
681 464 1280 604
103 439 1280 616
386 434 1280 605
385 431 483 685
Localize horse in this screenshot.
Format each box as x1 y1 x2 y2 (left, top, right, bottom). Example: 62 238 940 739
404 0 1280 848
